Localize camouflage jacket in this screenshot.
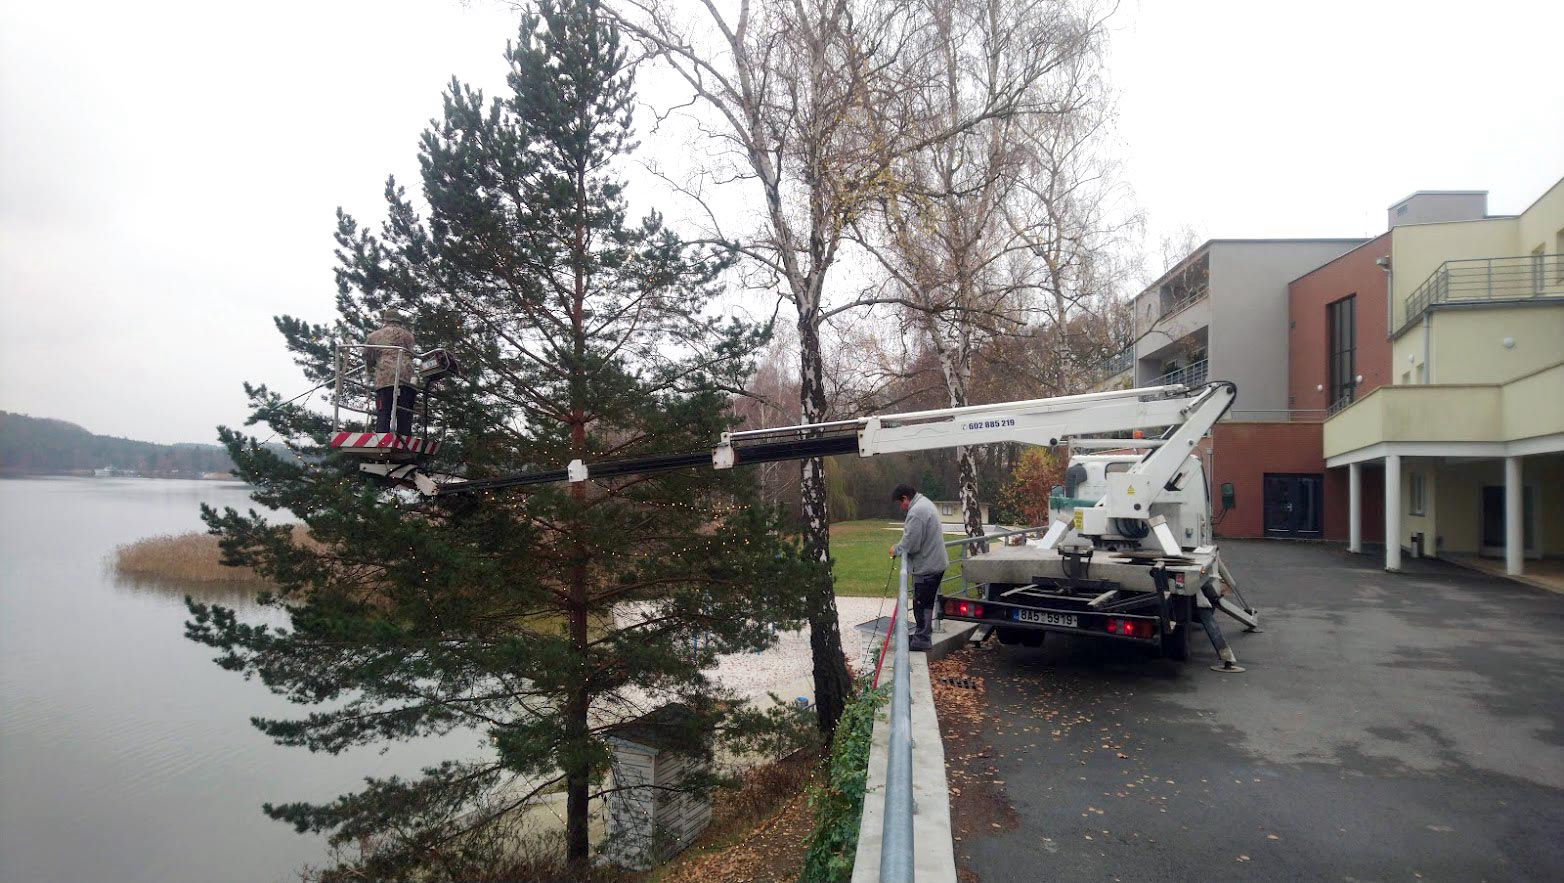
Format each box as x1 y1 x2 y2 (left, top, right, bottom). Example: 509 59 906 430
364 324 416 388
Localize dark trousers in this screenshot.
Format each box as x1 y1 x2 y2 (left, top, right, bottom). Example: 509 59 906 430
375 385 418 435
911 570 944 642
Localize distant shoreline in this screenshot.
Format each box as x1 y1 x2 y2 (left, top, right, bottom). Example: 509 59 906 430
0 469 240 481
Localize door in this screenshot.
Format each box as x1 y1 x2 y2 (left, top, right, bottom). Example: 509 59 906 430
1481 485 1537 557
1263 474 1323 538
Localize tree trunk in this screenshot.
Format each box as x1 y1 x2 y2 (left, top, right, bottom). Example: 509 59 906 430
935 327 985 542
798 311 851 736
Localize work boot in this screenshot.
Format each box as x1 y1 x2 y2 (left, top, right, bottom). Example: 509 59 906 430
909 636 932 652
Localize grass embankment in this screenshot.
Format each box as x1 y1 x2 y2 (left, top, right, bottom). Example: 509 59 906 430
827 520 970 598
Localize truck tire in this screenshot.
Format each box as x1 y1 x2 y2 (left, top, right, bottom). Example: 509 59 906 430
1161 596 1191 661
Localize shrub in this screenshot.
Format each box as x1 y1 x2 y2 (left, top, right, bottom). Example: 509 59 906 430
799 678 886 882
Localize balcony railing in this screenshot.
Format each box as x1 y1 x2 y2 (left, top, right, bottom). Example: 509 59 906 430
1153 358 1207 388
1101 348 1133 377
1400 253 1564 334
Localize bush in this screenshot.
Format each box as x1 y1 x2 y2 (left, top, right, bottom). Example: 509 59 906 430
799 678 887 882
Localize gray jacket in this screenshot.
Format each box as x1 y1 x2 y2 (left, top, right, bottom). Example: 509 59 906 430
894 493 949 576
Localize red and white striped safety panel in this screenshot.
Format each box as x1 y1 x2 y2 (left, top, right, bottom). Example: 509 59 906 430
329 432 442 455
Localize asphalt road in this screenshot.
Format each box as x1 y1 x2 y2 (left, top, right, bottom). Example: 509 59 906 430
945 540 1564 882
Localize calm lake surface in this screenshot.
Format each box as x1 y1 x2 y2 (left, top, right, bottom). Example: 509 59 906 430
0 477 481 883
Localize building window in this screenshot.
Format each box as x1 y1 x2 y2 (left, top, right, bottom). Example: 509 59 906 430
1556 228 1564 282
1532 244 1546 294
1327 294 1356 407
1409 472 1426 516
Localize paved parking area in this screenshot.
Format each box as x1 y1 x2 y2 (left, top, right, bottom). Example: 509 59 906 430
944 540 1564 882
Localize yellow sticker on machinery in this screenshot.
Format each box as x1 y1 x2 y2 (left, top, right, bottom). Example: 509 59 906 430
1072 508 1083 530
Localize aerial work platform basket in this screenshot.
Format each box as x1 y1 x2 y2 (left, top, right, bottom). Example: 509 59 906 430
328 342 456 486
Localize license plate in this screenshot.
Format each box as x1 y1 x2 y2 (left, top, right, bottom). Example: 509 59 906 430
1016 609 1078 628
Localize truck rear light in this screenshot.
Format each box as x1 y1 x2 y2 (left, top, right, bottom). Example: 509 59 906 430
943 600 984 618
1104 617 1154 638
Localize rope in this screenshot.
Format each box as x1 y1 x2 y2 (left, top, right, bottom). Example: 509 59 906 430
254 379 334 447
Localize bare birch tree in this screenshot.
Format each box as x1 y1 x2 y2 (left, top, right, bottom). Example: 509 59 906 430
604 0 1033 733
854 0 1115 538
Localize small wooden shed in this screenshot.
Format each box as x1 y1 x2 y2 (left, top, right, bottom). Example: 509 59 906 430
602 704 713 870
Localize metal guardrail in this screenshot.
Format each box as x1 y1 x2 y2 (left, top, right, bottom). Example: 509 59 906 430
879 555 913 882
1400 253 1564 334
1153 359 1208 389
878 524 1052 881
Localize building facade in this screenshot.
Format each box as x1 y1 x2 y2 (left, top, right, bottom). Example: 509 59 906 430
1323 178 1564 577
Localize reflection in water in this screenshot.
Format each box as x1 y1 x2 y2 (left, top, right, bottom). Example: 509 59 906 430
0 478 483 883
113 571 272 609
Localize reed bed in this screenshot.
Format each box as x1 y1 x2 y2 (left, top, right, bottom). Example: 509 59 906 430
114 532 267 584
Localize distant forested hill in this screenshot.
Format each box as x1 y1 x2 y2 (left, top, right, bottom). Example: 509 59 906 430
0 412 236 477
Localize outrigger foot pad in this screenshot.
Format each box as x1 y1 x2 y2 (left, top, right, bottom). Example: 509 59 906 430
1210 648 1245 673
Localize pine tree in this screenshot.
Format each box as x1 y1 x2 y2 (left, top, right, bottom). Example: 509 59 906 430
189 0 814 874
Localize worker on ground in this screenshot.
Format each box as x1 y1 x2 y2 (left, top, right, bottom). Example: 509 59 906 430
890 483 949 652
365 307 417 435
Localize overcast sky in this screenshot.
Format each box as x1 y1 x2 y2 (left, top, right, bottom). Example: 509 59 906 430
2 0 1560 445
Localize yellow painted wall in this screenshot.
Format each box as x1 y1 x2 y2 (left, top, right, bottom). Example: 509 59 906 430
1431 462 1489 554
1391 221 1517 330
1392 305 1564 386
1426 454 1564 556
1517 177 1564 259
1390 176 1564 334
1403 459 1437 553
1502 362 1564 441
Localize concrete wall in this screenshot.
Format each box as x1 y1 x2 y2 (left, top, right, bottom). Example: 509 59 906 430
1324 385 1511 459
1289 234 1394 412
1391 304 1564 386
1207 241 1365 414
1388 192 1487 228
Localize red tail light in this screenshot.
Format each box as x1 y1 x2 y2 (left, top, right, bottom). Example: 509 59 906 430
1105 617 1154 638
943 600 984 618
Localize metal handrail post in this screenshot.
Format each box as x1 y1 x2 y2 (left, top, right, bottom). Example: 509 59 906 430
879 554 914 883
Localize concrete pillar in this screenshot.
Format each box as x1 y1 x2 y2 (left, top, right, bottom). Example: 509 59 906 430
1384 453 1401 572
1348 462 1362 554
1505 456 1524 576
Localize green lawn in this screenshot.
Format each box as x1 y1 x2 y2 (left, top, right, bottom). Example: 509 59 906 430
827 519 974 598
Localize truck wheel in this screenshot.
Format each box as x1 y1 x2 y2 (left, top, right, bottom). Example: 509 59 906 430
1161 596 1191 661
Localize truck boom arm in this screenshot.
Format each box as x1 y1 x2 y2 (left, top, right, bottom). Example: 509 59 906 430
432 382 1236 510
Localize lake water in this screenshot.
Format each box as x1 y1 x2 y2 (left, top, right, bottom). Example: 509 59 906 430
0 477 480 883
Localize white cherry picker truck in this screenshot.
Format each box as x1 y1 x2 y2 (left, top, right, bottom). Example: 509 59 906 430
330 350 1259 671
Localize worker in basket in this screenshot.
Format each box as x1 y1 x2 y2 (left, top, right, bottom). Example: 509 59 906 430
365 307 417 436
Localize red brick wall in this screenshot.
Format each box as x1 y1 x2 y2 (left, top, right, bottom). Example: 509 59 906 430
1288 233 1393 412
1205 422 1383 542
